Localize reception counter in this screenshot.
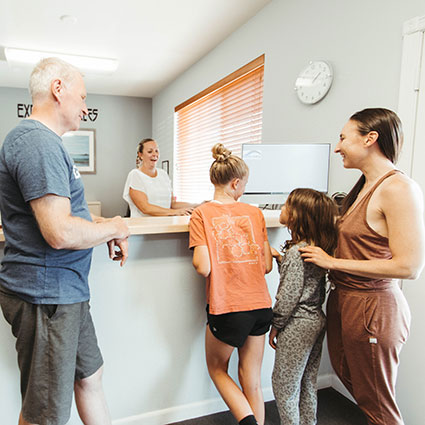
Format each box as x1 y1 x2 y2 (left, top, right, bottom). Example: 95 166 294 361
0 210 281 242
0 211 332 425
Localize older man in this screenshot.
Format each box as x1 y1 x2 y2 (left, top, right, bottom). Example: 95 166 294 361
0 58 129 425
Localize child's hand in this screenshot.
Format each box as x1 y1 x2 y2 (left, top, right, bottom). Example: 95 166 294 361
271 247 282 263
269 326 278 350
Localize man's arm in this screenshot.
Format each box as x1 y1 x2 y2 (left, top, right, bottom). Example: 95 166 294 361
30 194 129 250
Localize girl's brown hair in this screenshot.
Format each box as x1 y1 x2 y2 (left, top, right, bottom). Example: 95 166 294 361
285 188 338 254
341 108 403 215
209 143 248 185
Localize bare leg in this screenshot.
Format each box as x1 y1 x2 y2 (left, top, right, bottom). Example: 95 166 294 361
74 366 112 425
205 326 254 422
238 335 266 425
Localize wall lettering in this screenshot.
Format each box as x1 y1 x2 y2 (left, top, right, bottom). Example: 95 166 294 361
82 108 99 122
17 103 33 118
17 104 99 121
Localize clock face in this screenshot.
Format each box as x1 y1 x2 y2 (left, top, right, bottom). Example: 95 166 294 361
295 61 333 104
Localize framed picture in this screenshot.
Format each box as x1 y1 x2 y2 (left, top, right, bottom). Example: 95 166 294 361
62 129 96 174
161 160 169 175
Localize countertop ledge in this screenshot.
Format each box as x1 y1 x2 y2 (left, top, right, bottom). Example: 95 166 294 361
0 210 282 241
124 209 281 235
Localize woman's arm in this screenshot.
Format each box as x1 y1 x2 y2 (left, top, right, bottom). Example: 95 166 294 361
300 177 425 279
171 198 198 211
129 188 192 216
192 245 211 277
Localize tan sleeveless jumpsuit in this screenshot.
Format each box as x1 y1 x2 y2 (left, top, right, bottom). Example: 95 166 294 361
328 170 411 425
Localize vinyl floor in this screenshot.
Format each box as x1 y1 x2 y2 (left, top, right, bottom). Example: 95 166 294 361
168 387 368 425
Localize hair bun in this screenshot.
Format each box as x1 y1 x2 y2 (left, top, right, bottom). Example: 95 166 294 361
212 143 231 162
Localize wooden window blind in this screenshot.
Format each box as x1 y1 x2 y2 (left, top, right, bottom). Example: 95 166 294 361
174 55 264 202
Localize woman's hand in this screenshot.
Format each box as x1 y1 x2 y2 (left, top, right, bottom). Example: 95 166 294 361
269 326 278 350
299 245 334 270
174 207 194 216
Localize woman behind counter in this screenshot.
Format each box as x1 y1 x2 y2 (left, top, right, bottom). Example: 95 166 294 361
123 138 197 217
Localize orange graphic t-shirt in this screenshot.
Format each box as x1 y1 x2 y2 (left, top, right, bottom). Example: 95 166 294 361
189 201 272 315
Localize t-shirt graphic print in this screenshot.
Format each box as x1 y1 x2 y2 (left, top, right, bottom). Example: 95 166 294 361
212 214 260 264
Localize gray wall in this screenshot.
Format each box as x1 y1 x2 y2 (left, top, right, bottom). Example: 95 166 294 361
151 0 425 387
0 87 152 218
152 0 425 195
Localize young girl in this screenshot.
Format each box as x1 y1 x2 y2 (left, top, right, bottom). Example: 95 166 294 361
189 143 273 425
269 188 338 425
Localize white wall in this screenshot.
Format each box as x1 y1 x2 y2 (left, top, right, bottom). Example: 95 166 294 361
396 20 425 425
151 0 425 416
152 0 425 194
0 87 152 217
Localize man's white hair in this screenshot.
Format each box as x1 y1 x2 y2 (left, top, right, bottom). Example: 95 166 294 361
29 57 82 101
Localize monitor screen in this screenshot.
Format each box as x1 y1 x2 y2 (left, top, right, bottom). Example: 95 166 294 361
241 143 330 203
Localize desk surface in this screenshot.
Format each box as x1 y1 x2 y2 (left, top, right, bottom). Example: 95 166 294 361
0 210 282 242
123 209 281 235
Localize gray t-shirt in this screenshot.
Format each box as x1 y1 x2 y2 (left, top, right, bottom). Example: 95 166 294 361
0 119 93 304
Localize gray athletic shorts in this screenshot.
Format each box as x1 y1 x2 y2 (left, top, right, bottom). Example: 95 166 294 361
0 287 103 425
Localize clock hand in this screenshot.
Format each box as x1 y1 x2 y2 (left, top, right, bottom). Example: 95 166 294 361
312 71 321 83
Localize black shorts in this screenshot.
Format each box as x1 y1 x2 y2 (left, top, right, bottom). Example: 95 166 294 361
207 305 273 348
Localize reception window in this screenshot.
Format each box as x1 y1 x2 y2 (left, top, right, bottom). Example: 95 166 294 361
174 55 264 202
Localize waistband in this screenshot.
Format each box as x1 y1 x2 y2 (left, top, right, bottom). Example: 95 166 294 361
330 280 399 293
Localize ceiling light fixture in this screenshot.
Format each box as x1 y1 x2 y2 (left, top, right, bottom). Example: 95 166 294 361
4 47 119 74
60 15 78 24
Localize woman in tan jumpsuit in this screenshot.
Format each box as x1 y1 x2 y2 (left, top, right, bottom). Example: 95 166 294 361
299 108 425 425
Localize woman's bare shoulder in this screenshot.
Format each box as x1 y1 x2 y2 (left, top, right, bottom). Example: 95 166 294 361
380 172 423 207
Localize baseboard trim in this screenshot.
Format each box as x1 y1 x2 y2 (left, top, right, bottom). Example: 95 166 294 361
112 396 227 425
317 373 333 389
112 375 336 425
330 374 356 403
113 390 273 425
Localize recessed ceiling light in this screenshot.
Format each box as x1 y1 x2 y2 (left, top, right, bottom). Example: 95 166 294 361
60 15 77 24
4 47 119 74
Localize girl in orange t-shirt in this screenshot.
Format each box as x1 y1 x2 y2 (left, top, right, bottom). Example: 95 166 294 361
189 143 273 425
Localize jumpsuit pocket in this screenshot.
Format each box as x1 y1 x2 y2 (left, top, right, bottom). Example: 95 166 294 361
362 296 378 335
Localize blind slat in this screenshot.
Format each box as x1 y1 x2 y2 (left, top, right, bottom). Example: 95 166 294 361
175 64 264 201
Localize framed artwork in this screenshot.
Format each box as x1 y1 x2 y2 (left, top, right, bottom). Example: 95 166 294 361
62 129 96 174
161 160 169 175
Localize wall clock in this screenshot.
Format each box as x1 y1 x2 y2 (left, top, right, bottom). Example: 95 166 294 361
294 60 333 104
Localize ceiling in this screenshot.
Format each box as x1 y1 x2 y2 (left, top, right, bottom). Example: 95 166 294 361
0 0 271 98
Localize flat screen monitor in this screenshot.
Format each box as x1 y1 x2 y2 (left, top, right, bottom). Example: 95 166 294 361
241 143 330 204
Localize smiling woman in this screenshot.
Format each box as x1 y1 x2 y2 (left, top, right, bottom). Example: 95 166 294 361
299 108 425 425
122 138 198 217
